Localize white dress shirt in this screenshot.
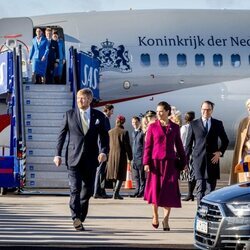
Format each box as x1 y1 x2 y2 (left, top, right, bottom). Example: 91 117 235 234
202 117 211 132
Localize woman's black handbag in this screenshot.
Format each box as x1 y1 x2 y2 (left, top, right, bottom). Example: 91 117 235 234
175 157 185 171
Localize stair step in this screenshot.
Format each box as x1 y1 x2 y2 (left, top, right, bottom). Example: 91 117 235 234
26 173 69 188
27 171 68 179
25 112 65 120
25 105 72 112
26 163 67 172
27 156 57 164
23 83 73 188
24 84 71 92
25 119 62 127
24 91 73 99
24 98 72 106
26 141 58 149
26 127 60 134
26 133 58 141
26 148 65 157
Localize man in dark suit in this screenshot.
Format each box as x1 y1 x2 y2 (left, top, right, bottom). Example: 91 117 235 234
185 100 229 205
130 116 145 198
45 27 59 83
93 104 114 199
54 88 109 231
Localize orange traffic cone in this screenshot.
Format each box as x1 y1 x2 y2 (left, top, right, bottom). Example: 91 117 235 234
125 162 133 189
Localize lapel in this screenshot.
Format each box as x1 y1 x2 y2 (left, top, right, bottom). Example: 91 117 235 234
134 129 139 138
77 108 97 135
199 118 207 134
89 108 94 128
38 37 45 48
157 120 169 136
89 108 97 130
34 37 39 49
75 108 84 134
208 118 214 135
240 118 250 146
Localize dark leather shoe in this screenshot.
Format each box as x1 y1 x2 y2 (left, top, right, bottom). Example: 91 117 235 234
113 193 124 200
136 193 144 198
73 218 84 231
129 193 139 198
94 193 111 199
101 194 111 199
93 194 103 199
182 195 194 201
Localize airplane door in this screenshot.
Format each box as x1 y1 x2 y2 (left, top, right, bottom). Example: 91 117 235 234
0 17 33 79
0 17 33 52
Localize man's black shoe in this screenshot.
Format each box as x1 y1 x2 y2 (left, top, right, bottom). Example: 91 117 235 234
93 193 111 199
113 193 124 200
102 194 111 199
73 218 84 231
129 193 139 198
136 193 144 198
93 194 103 199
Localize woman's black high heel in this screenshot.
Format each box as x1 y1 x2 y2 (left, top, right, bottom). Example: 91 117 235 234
152 222 159 229
162 217 170 231
152 216 159 229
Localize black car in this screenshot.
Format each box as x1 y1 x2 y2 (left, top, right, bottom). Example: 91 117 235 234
194 182 250 250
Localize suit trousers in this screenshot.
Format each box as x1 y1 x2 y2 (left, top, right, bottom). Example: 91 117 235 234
68 159 96 222
132 160 146 195
46 62 55 83
94 161 107 196
196 179 217 206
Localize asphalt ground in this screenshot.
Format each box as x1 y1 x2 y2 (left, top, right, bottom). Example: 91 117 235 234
0 175 229 250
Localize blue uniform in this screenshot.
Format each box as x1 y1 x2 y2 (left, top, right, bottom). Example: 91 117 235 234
29 36 49 76
54 39 65 78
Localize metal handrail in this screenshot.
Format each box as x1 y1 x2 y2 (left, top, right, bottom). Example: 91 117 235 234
0 145 10 156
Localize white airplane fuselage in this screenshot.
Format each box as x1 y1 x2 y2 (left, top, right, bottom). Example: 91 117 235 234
1 9 250 161
30 10 250 102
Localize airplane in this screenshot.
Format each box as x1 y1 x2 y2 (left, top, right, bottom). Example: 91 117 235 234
0 9 250 184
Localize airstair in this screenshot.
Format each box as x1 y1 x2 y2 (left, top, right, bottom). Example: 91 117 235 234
0 47 100 190
23 84 73 187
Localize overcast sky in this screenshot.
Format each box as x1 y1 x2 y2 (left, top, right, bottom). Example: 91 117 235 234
2 0 250 18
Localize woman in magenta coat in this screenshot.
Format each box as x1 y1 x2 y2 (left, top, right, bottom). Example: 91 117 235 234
143 101 186 231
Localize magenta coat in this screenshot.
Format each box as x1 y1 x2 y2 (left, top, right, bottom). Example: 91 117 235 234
143 120 186 207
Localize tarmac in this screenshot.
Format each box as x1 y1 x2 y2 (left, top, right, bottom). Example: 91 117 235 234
0 175 229 250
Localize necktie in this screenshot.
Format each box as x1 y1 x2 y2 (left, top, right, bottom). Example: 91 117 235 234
81 111 89 134
205 120 208 133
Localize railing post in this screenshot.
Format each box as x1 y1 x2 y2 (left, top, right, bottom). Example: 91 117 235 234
18 45 26 188
72 47 79 108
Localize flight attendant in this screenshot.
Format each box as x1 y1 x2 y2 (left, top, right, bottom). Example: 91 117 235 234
29 27 49 83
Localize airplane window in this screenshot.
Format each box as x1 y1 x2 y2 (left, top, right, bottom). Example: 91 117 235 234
177 54 187 67
231 54 241 67
195 54 205 67
159 54 169 66
140 53 151 66
213 54 223 67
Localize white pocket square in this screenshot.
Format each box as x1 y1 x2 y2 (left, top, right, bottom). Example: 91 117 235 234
95 119 100 125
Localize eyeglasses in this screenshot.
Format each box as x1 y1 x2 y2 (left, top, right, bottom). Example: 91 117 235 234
201 109 212 112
